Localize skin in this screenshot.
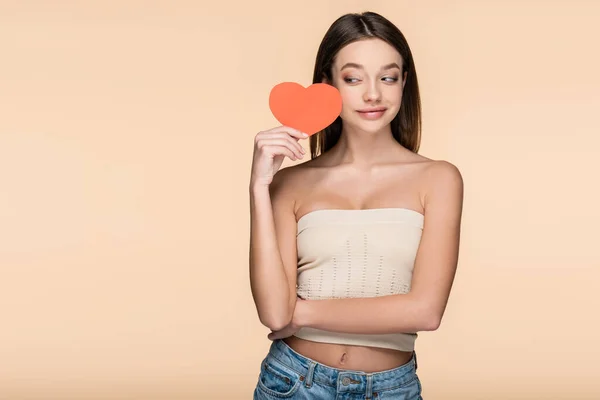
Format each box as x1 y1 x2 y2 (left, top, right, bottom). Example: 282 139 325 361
266 38 464 372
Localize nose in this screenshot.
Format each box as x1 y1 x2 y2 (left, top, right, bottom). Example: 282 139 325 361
363 81 382 102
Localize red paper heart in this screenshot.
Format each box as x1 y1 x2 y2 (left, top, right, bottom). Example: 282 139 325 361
269 82 342 135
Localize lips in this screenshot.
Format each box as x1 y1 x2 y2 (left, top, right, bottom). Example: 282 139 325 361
356 107 387 120
357 107 387 113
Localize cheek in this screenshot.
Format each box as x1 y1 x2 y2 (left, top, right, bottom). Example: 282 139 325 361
337 87 354 102
384 86 403 102
338 90 357 114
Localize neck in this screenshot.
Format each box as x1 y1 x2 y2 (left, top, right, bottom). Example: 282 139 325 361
328 124 402 168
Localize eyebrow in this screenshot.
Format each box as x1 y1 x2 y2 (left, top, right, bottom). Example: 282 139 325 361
340 62 401 71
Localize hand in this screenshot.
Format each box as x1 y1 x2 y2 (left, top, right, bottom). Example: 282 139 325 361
267 298 308 341
250 126 309 187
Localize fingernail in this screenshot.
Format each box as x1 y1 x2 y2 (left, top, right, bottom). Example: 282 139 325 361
302 132 309 137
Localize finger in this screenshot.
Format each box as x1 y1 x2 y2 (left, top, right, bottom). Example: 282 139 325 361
258 139 304 160
264 126 309 140
268 145 298 161
258 136 305 158
258 131 304 144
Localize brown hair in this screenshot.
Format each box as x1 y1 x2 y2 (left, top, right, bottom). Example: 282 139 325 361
309 11 422 158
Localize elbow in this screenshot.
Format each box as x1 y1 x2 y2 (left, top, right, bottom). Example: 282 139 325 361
416 300 441 331
253 288 297 331
422 310 442 331
259 310 293 332
423 316 441 331
413 295 442 331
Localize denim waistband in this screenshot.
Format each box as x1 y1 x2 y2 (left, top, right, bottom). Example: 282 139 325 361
267 339 418 393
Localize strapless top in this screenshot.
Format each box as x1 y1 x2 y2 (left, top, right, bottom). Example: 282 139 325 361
293 208 424 352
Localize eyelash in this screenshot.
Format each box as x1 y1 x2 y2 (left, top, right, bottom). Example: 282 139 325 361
343 77 398 83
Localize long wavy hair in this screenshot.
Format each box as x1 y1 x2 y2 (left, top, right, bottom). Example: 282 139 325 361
309 11 422 158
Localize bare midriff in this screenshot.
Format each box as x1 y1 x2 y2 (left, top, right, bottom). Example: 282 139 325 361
283 336 413 373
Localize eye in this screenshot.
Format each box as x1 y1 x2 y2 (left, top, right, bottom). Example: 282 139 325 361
382 77 399 82
343 77 359 83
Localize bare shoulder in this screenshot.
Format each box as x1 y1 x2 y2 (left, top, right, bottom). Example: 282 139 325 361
269 162 314 204
420 159 464 213
268 165 295 202
421 159 463 184
389 153 462 201
270 158 327 216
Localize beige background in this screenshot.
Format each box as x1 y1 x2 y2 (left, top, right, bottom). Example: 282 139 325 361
1 1 599 399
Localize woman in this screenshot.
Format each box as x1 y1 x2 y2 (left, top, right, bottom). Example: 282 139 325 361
249 11 463 399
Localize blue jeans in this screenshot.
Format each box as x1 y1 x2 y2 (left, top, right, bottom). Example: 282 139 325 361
253 339 423 399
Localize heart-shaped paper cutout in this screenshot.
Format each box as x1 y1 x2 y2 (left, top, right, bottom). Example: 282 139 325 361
269 82 342 136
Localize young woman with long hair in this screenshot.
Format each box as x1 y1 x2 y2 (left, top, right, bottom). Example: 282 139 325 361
249 11 463 399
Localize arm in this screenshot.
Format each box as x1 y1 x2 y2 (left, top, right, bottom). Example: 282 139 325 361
294 161 464 334
249 168 299 331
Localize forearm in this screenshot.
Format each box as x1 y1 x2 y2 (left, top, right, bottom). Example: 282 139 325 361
296 293 437 334
248 184 292 330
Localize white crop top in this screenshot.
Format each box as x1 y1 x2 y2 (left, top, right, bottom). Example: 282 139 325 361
293 207 424 352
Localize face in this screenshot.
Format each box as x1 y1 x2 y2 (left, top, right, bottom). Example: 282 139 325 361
326 38 407 134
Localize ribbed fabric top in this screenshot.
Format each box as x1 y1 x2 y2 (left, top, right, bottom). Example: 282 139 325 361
293 208 424 352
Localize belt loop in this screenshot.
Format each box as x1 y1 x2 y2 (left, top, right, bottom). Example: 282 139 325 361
413 351 418 370
305 361 316 387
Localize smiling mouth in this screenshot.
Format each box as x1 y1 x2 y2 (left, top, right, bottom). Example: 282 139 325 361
357 108 387 113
